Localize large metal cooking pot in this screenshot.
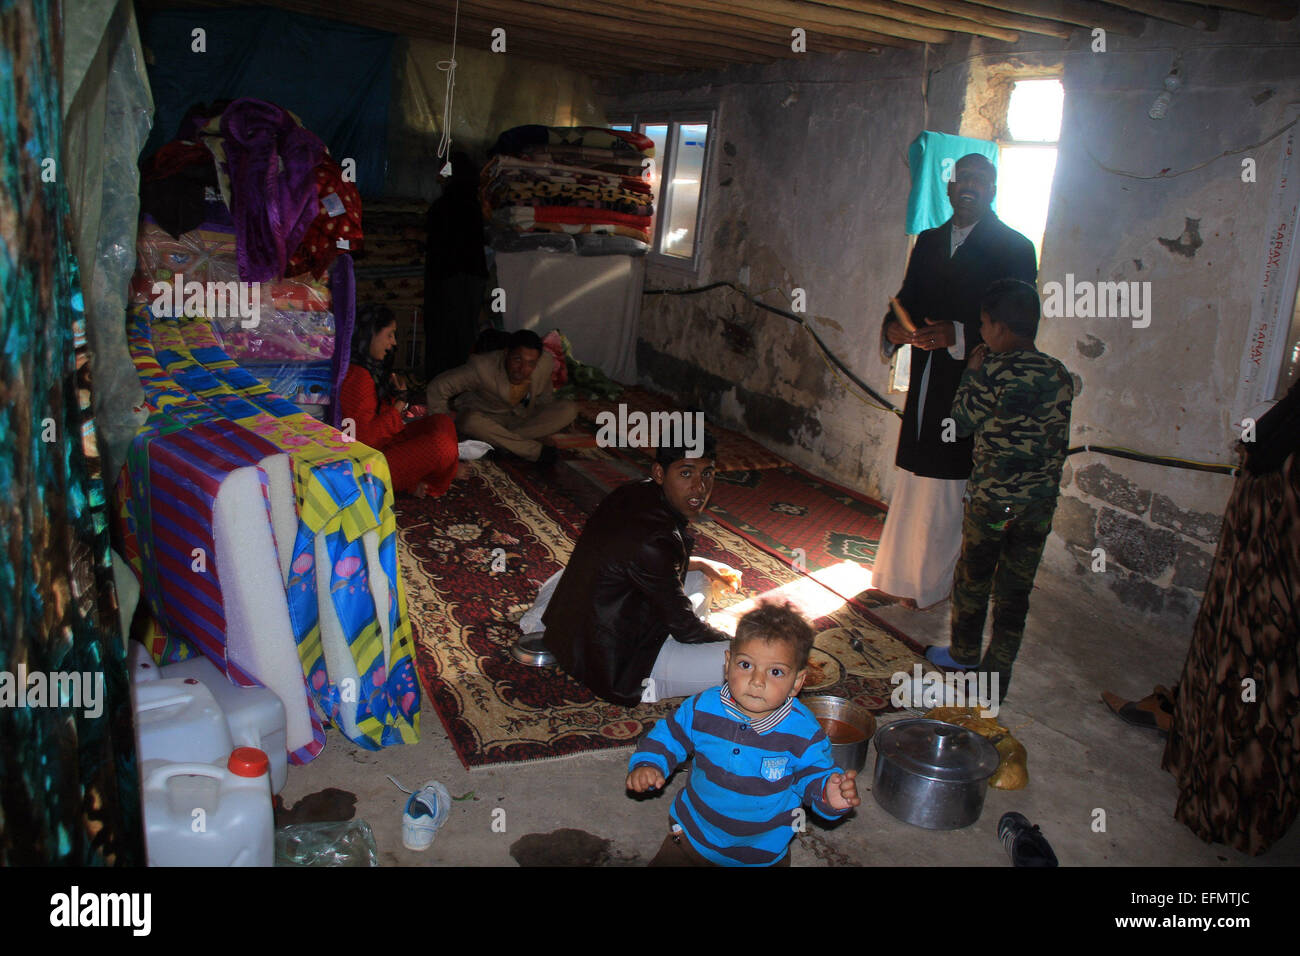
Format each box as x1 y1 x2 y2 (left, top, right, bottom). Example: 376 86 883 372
871 718 1000 830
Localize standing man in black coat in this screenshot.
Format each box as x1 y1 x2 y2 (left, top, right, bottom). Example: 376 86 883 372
867 153 1037 609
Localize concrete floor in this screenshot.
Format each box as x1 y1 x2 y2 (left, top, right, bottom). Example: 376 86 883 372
279 538 1300 867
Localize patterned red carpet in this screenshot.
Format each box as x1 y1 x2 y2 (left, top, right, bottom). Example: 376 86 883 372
709 465 888 574
395 456 923 770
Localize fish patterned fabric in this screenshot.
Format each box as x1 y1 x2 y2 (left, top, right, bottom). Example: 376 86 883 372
950 350 1074 508
0 0 141 865
119 303 421 754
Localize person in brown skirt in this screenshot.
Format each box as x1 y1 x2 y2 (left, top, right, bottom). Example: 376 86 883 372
1160 380 1300 856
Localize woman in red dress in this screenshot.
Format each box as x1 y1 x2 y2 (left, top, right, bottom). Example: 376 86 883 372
339 305 459 497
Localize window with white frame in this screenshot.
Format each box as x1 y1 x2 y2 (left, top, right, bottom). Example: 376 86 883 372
611 112 714 270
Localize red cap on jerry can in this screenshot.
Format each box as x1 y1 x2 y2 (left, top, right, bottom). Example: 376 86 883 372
228 747 270 778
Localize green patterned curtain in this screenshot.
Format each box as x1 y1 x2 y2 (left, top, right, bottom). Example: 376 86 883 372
0 0 141 864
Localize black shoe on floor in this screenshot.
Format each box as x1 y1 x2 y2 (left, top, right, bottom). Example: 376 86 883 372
998 812 1058 867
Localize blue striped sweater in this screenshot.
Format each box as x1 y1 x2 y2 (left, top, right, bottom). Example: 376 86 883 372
630 684 848 866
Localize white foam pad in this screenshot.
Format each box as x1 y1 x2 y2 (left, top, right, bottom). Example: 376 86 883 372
213 466 315 757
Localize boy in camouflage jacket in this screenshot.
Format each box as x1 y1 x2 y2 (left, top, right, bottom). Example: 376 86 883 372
926 278 1073 700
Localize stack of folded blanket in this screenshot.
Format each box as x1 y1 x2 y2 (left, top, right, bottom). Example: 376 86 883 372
133 97 360 414
482 125 655 255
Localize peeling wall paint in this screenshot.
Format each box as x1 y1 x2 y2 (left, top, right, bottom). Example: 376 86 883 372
599 12 1300 627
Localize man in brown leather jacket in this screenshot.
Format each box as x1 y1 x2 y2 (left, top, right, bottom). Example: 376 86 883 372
536 438 740 707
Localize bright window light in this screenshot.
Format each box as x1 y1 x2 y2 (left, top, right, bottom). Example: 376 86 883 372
998 78 1063 263
1007 79 1063 142
997 147 1058 263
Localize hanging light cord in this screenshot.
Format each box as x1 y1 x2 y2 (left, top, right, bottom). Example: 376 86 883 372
436 0 460 168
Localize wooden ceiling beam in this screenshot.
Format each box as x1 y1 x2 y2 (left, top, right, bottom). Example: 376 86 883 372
810 0 1021 40
652 0 912 47
959 0 1146 34
458 0 813 61
548 0 891 54
1093 0 1219 29
456 0 778 65
892 0 1077 37
245 0 670 73
1196 0 1296 16
357 0 756 70
664 0 951 43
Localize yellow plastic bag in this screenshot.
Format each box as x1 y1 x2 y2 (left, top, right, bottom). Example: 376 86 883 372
923 706 1028 790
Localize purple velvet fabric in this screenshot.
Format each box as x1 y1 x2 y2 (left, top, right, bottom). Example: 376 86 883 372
327 253 355 427
220 98 326 283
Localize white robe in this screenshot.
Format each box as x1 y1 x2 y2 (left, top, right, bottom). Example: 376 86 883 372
872 226 978 607
871 470 966 608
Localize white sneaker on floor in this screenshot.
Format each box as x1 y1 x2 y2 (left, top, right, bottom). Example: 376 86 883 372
401 780 451 851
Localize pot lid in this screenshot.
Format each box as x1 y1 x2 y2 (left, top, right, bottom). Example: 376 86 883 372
874 718 1000 782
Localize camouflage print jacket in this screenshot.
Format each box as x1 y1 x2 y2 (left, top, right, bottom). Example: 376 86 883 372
951 349 1073 508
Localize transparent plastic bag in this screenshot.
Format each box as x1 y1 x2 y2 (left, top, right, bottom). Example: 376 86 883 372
212 309 336 362
275 819 379 867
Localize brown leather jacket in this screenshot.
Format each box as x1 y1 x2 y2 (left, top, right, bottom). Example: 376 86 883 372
541 479 729 706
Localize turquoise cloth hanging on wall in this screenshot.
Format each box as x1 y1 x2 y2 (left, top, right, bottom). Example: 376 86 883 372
905 131 1000 235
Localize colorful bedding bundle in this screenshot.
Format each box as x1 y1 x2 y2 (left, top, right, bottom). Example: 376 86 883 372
483 125 655 250
117 302 421 763
132 214 338 409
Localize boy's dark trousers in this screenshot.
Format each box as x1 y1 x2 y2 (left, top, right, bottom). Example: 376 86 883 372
949 496 1057 697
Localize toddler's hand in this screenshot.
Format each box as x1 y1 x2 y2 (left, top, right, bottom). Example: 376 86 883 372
967 343 988 370
824 771 861 811
627 765 666 793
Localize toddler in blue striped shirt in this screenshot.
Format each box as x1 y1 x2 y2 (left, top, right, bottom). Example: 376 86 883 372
627 601 860 866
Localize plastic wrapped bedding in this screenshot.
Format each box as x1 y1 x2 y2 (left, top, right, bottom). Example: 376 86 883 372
244 361 334 405
212 310 336 363
132 219 334 314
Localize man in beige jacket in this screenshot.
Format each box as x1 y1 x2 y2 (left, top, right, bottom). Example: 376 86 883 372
426 329 577 463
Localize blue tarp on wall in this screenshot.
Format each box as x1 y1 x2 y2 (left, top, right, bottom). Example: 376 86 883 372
140 6 394 198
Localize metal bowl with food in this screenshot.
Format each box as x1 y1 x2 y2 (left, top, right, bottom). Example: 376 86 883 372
802 695 876 775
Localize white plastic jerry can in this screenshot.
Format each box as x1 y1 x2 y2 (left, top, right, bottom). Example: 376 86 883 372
162 655 289 794
128 640 162 682
132 677 233 767
143 747 275 867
